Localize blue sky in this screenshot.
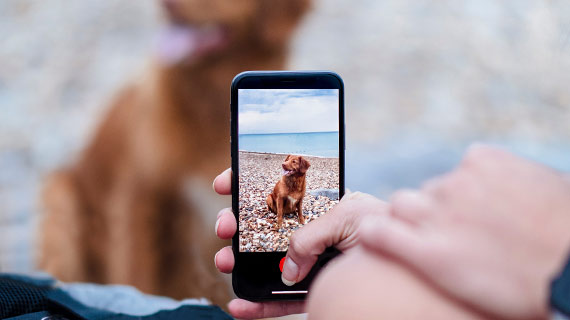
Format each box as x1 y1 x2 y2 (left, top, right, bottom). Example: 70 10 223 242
238 89 339 134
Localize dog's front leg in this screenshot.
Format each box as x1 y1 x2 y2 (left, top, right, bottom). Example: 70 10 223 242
296 198 305 224
276 196 284 229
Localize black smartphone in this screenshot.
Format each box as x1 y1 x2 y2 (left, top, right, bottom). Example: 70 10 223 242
230 71 345 301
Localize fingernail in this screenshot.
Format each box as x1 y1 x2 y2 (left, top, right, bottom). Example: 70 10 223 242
212 175 219 191
281 257 299 286
282 274 296 286
217 208 226 219
214 251 219 268
215 218 221 235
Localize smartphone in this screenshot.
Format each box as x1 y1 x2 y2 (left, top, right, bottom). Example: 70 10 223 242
230 71 345 301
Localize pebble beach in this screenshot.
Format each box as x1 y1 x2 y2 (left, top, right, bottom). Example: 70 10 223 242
239 151 340 252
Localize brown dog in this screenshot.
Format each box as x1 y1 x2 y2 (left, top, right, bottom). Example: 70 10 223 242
39 0 310 306
267 155 311 229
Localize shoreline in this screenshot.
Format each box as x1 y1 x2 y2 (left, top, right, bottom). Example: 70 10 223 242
238 150 340 159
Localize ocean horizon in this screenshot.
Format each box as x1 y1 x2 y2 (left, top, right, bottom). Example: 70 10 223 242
239 131 339 158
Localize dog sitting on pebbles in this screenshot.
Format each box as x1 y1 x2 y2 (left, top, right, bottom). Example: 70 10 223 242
266 154 311 229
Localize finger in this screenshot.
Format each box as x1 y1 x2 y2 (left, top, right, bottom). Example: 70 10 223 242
390 190 436 224
421 173 449 198
228 299 305 319
282 195 388 285
358 214 426 267
215 208 236 240
213 168 232 195
340 190 372 202
214 246 234 273
281 220 337 286
421 170 467 204
422 169 478 208
461 143 512 169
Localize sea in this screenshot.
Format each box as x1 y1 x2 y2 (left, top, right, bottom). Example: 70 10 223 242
239 131 339 158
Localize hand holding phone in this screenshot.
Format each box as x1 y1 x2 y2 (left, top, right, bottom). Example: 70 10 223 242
213 168 306 318
213 169 389 318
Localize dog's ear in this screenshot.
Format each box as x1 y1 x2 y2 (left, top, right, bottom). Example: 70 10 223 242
299 157 310 173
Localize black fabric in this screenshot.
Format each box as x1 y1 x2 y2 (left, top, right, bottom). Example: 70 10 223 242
552 252 570 316
46 289 233 320
6 311 54 320
0 274 233 320
0 275 54 319
46 290 115 320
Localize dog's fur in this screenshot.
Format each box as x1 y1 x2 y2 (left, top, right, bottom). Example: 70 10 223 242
267 155 311 229
39 0 310 305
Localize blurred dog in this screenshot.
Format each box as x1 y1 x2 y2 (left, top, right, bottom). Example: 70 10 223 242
39 0 310 305
267 155 311 229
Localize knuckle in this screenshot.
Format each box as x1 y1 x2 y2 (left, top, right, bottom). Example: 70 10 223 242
421 174 447 194
288 233 309 256
390 190 411 205
390 190 412 214
422 171 464 200
461 144 486 168
461 143 505 168
442 172 465 192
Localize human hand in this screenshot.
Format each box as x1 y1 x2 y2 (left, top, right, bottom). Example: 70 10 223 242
213 168 304 319
213 168 389 319
280 190 388 286
359 144 570 320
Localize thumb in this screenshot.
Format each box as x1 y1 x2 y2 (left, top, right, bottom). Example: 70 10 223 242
281 210 344 286
281 193 388 285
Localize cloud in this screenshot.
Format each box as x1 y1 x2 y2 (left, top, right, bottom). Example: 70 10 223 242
238 89 339 134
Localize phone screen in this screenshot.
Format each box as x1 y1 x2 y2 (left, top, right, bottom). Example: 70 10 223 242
237 89 341 252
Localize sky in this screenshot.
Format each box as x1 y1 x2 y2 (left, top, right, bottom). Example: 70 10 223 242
238 89 339 134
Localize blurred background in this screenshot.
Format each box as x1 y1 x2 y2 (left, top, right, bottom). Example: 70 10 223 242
1 0 570 279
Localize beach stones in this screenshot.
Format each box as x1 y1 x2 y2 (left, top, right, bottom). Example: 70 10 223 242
238 151 340 252
309 188 340 200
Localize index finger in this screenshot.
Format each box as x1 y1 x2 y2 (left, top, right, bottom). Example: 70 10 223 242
213 168 232 195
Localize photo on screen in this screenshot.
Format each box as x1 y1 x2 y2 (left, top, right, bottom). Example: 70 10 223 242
238 89 340 252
